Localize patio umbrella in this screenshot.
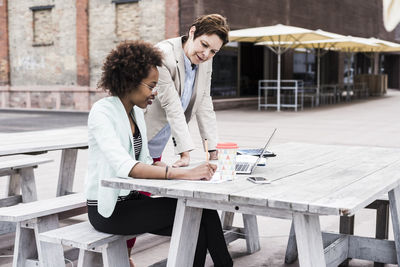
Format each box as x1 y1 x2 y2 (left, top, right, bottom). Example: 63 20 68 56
229 24 338 111
257 36 379 103
383 0 400 31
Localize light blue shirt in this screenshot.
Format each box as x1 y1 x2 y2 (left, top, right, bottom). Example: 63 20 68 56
148 53 198 158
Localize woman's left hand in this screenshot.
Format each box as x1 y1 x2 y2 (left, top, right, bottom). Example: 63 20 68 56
153 161 167 167
209 150 218 160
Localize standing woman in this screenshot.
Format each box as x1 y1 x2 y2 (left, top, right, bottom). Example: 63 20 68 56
145 14 230 166
86 41 232 267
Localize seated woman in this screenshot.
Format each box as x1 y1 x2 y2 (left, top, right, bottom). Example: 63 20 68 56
85 41 233 267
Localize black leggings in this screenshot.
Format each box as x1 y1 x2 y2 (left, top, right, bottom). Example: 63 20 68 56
87 194 233 267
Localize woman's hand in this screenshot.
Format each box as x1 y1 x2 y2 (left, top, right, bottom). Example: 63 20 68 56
153 161 167 167
172 151 190 167
184 162 217 180
209 150 218 160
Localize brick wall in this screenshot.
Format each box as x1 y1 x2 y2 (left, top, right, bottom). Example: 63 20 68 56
8 0 76 86
89 0 165 88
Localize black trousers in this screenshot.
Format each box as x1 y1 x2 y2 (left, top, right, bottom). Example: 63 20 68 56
88 194 233 267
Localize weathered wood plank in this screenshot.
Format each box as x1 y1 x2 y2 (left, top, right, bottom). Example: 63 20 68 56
78 249 103 267
39 221 135 250
102 239 130 267
285 221 298 264
167 199 203 267
347 234 397 264
324 236 349 267
310 160 400 215
57 148 78 196
0 156 52 171
13 223 37 267
19 167 37 202
36 215 65 267
0 193 85 222
185 198 293 220
293 213 326 267
389 185 400 265
243 214 260 253
0 127 88 156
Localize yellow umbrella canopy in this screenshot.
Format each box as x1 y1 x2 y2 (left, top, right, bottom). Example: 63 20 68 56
256 35 379 51
368 37 400 52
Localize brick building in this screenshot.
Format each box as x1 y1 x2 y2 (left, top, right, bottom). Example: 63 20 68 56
0 0 399 110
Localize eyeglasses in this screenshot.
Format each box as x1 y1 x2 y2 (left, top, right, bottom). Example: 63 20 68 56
141 82 157 93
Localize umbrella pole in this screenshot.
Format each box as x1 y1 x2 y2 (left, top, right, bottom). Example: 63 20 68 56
316 47 321 106
277 47 281 112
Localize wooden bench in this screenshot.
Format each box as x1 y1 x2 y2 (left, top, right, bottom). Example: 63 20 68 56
39 221 137 267
0 155 53 205
0 193 86 267
285 195 390 267
0 155 53 235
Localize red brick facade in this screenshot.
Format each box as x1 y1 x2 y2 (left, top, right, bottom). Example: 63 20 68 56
76 0 89 86
165 0 179 39
0 0 10 85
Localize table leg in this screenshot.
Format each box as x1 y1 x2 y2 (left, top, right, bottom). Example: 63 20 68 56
167 199 203 267
389 185 400 265
293 213 326 267
57 148 78 196
20 167 38 202
243 214 261 253
221 211 260 253
285 221 298 264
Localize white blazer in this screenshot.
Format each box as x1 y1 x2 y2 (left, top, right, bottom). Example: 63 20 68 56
85 96 153 218
144 37 218 154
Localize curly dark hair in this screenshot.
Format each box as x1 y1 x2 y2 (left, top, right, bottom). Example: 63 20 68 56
98 41 163 97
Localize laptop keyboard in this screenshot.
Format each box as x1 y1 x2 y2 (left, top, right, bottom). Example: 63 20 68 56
236 162 250 172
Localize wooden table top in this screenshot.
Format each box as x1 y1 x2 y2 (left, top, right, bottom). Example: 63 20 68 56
0 127 88 156
102 142 400 217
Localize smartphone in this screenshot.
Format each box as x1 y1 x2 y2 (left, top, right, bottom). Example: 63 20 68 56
247 176 270 184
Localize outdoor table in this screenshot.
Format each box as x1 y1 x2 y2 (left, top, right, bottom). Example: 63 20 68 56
0 127 88 196
102 142 400 266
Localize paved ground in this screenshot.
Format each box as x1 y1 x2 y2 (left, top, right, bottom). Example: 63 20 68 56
0 90 400 266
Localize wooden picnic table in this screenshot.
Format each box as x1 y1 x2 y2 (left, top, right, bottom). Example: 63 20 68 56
0 127 88 196
102 142 400 266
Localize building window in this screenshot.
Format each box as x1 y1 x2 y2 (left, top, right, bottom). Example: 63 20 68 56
30 5 54 46
114 1 140 41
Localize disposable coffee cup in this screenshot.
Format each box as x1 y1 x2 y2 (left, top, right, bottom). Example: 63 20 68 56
216 142 238 180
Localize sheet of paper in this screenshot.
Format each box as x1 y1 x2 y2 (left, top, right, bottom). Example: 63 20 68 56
185 171 232 183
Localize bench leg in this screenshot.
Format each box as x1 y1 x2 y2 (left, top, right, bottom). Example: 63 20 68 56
78 249 102 267
102 239 130 267
243 214 260 253
13 222 37 267
389 186 400 266
57 148 78 196
285 220 298 264
339 215 354 266
36 215 65 267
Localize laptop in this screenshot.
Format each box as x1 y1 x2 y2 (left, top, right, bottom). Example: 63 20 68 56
236 128 277 174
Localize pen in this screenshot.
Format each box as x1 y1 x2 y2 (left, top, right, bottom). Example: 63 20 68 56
204 139 209 162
